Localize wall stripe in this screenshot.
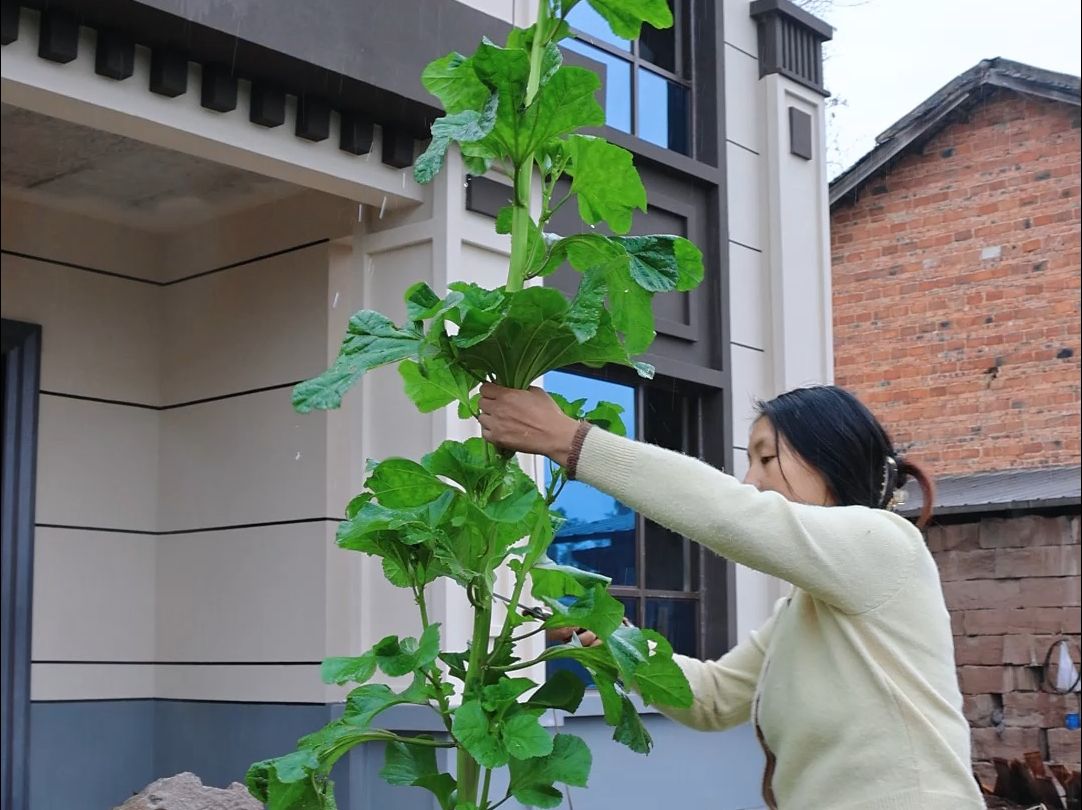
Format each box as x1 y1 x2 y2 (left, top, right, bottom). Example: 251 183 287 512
35 516 341 536
726 139 760 156
0 238 328 288
40 380 302 412
730 341 766 353
728 238 763 254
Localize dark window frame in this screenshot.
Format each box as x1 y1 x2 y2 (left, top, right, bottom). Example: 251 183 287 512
566 0 695 156
549 363 731 660
2 318 41 810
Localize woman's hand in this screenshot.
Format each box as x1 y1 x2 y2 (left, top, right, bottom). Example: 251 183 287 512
477 383 580 465
546 627 601 647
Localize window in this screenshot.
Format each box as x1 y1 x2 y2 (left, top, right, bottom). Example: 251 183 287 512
544 370 707 677
561 1 691 155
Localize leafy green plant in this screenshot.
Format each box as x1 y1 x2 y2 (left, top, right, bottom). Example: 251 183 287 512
247 2 703 808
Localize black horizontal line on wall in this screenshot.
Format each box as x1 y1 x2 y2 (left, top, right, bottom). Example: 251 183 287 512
31 697 328 706
1 239 328 288
729 239 763 254
730 341 765 353
727 139 760 156
40 380 302 412
36 517 342 536
162 239 329 286
34 660 322 666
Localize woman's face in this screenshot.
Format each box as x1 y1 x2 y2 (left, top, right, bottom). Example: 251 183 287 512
743 417 834 507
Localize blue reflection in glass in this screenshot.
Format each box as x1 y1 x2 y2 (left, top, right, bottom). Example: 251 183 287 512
561 38 632 133
543 371 636 587
637 68 689 154
566 4 631 51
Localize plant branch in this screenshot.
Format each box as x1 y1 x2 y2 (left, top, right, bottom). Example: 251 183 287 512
480 767 493 810
415 586 455 735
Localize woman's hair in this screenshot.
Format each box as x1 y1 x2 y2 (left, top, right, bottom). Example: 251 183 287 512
756 385 935 528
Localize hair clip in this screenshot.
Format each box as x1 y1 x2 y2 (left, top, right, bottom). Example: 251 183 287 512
887 488 907 511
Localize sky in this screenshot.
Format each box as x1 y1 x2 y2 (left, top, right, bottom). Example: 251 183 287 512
817 0 1082 177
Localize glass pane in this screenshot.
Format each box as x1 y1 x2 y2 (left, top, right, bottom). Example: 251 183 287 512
637 69 689 155
618 595 640 628
644 521 686 591
566 4 632 51
639 1 677 73
544 371 637 587
645 598 697 657
643 387 699 591
561 38 632 133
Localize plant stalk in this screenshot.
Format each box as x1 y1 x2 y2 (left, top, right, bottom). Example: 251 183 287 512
506 163 533 294
457 587 493 804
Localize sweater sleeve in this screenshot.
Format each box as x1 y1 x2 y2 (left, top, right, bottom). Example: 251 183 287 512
653 597 784 731
574 428 921 615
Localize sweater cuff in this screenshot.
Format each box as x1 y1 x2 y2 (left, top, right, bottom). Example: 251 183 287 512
574 427 639 494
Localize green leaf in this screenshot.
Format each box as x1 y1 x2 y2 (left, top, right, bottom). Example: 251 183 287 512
399 358 476 413
527 669 586 713
481 677 537 711
422 438 492 494
343 675 428 729
414 95 498 184
293 312 421 413
615 235 705 293
320 652 377 686
508 733 591 809
585 0 673 39
380 740 457 810
500 708 554 760
633 630 693 708
367 459 449 508
613 692 654 754
583 400 627 436
452 699 508 768
519 66 603 157
404 282 441 320
372 624 441 677
530 559 611 598
565 268 607 343
542 584 626 637
565 135 646 234
246 753 326 810
421 51 490 114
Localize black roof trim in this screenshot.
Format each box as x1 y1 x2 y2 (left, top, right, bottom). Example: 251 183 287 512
830 58 1081 206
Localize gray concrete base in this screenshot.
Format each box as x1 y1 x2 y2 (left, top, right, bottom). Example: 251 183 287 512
29 700 764 809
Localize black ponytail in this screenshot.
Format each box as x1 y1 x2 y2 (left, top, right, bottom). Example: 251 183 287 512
757 386 936 527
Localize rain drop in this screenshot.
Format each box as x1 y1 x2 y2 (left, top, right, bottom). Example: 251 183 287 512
332 291 340 308
379 196 388 219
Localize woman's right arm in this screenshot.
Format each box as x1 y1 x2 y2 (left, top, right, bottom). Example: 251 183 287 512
649 597 783 731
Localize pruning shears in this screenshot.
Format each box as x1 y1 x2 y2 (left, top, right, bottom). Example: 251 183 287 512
493 592 552 621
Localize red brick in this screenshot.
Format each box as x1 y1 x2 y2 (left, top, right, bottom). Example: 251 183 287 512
971 727 1042 760
926 522 982 553
944 577 1082 610
957 665 1039 694
963 693 1002 726
963 608 1075 636
979 515 1074 548
937 550 997 581
994 546 1081 578
1047 727 1081 766
1001 692 1079 728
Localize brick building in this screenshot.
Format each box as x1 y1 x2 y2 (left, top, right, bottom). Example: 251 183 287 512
830 59 1081 778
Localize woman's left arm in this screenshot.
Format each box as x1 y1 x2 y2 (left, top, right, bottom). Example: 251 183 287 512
574 427 922 615
476 384 922 614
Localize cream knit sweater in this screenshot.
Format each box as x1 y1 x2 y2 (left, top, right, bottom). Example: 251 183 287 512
575 427 984 810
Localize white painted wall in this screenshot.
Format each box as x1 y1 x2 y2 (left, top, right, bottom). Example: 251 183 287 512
723 0 833 640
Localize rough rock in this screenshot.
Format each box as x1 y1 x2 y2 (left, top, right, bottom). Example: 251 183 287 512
113 772 262 810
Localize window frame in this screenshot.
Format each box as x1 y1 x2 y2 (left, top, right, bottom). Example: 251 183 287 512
565 0 695 156
545 362 731 661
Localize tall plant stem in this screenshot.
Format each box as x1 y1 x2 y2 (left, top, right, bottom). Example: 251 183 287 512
506 0 552 294
457 586 493 804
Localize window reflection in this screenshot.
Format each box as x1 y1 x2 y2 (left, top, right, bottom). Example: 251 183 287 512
638 68 689 154
646 598 696 656
565 4 632 51
561 38 632 133
544 371 636 587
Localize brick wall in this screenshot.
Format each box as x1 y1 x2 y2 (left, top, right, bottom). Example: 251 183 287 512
831 89 1081 475
928 514 1081 779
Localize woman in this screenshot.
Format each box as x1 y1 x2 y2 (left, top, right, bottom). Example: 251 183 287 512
477 383 983 810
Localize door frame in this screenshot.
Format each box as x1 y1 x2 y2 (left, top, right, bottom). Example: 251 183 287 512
2 318 41 810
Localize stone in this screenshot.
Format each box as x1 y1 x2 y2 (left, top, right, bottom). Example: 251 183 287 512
114 773 262 810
